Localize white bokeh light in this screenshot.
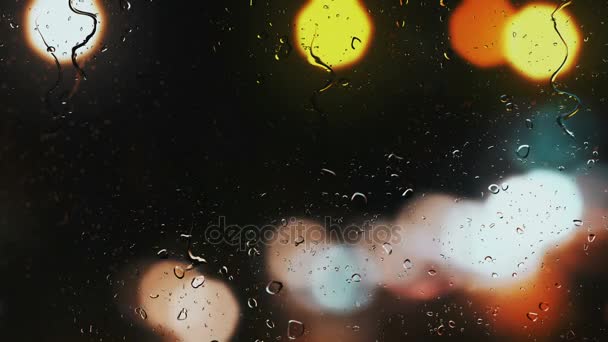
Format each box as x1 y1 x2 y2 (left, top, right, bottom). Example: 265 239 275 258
265 220 380 314
24 0 104 63
440 169 583 287
309 245 378 313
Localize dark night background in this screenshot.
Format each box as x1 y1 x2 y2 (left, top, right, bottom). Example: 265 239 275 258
0 0 607 340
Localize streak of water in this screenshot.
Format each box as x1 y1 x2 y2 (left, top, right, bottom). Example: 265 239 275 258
550 0 581 139
68 0 98 81
35 17 64 119
308 27 336 114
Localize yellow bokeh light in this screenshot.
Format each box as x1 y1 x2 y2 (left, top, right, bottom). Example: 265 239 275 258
294 0 373 69
503 3 581 80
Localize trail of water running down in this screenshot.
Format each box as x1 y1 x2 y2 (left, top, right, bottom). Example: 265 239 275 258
550 0 582 139
68 0 98 81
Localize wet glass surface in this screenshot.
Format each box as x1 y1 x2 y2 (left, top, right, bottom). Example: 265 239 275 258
0 0 608 340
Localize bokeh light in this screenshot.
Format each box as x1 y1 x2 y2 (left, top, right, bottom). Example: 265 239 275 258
365 195 462 300
449 0 514 68
503 3 581 80
310 245 377 312
24 0 104 64
266 219 379 314
440 169 583 288
295 0 373 69
135 261 240 342
472 271 569 336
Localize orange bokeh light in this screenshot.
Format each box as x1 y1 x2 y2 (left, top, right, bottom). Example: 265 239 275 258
448 0 515 68
474 273 569 337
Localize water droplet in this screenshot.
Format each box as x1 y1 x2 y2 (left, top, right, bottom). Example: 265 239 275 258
219 266 228 275
266 281 283 295
248 247 261 257
351 273 362 282
428 269 437 276
491 272 498 278
500 94 510 103
501 183 509 191
191 275 205 288
484 256 493 262
539 302 550 312
173 265 185 279
505 102 514 112
287 320 305 339
266 319 276 329
525 119 534 129
426 311 434 317
436 324 445 336
516 227 525 234
177 308 188 321
294 235 305 246
573 219 583 227
149 293 159 299
320 168 336 176
448 320 456 328
588 234 596 243
351 192 368 204
403 259 413 269
187 249 207 264
46 46 56 53
452 149 462 158
558 165 565 171
555 282 562 288
526 312 539 322
274 36 292 61
516 145 530 158
247 297 258 308
135 307 147 320
402 188 414 197
157 249 168 258
387 153 404 161
566 330 576 340
488 184 500 194
120 0 132 11
382 242 393 255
